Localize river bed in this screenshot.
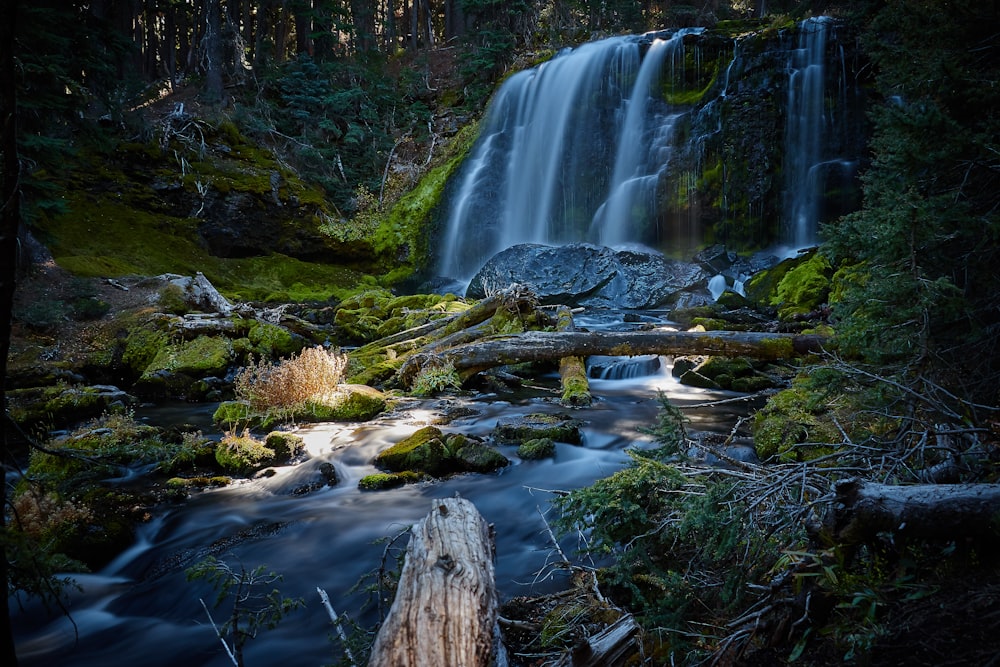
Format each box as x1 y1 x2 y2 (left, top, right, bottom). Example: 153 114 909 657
12 326 760 666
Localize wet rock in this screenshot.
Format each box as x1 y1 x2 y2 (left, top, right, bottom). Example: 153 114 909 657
466 243 710 309
492 413 584 445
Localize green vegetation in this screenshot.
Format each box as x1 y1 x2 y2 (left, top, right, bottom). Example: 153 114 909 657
215 429 278 474
186 557 305 667
517 438 556 460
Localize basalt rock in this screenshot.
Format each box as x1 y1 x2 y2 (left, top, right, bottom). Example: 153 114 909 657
466 243 711 309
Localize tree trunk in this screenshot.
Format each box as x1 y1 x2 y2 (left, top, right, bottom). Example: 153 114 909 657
399 329 827 387
0 0 21 662
368 497 498 667
829 478 1000 545
203 0 225 102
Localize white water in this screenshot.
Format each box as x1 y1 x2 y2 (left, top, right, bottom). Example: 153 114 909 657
593 34 694 246
439 30 703 280
783 16 832 249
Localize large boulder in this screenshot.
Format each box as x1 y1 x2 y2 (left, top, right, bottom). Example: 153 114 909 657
466 243 711 309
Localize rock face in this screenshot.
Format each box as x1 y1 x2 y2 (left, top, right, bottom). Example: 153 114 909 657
466 243 711 309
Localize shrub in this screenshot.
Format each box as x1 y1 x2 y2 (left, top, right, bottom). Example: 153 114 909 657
410 361 462 397
234 345 347 411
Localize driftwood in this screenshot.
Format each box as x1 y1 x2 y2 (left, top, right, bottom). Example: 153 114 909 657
551 614 641 667
829 478 1000 544
400 329 826 386
367 497 498 667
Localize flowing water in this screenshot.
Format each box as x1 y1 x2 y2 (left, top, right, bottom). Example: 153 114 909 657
12 316 761 667
438 30 703 281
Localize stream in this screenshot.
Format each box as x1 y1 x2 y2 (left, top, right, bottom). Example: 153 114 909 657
12 314 761 667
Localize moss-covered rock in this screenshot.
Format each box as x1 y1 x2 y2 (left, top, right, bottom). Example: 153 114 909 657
264 431 305 461
493 413 584 445
358 471 423 490
7 384 133 432
247 320 305 358
446 434 509 473
677 369 721 389
374 425 452 475
215 431 276 474
301 385 387 421
136 334 234 397
752 384 841 462
772 252 832 320
518 438 556 460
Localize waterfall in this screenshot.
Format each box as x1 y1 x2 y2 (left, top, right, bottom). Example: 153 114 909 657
593 36 688 247
782 16 832 249
438 30 701 280
436 21 860 282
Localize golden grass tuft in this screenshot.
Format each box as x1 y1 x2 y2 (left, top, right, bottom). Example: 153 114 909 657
234 345 347 411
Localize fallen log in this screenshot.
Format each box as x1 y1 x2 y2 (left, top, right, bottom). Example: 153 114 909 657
399 329 827 386
556 306 591 407
551 614 641 667
367 497 498 667
829 478 1000 544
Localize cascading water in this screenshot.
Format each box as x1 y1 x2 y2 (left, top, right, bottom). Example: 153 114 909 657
438 20 862 282
592 35 693 247
438 30 702 280
782 16 857 250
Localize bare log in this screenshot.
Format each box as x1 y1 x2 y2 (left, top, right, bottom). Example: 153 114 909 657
829 478 1000 544
551 614 641 667
368 497 498 667
400 329 827 386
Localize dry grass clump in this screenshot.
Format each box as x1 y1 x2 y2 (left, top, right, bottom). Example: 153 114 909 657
234 345 347 411
10 491 94 540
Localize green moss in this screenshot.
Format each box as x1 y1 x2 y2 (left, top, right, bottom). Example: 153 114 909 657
247 321 303 357
559 356 591 407
493 414 583 445
122 323 172 375
373 123 480 285
446 434 509 473
518 438 556 460
215 431 276 474
773 252 832 320
677 369 721 389
752 383 841 462
264 431 305 461
145 335 234 376
730 374 778 393
358 471 423 490
374 425 452 475
300 385 387 421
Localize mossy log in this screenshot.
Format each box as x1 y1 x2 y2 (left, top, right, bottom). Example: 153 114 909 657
399 329 827 387
350 285 545 386
367 497 498 667
829 479 1000 544
555 306 591 407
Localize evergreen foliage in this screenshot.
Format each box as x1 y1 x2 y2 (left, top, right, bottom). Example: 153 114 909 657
823 0 1000 405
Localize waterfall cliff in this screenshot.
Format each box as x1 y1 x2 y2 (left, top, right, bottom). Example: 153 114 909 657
437 19 867 281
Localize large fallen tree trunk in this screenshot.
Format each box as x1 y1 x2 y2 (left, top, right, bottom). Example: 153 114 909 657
368 497 498 667
829 478 1000 544
399 329 827 387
